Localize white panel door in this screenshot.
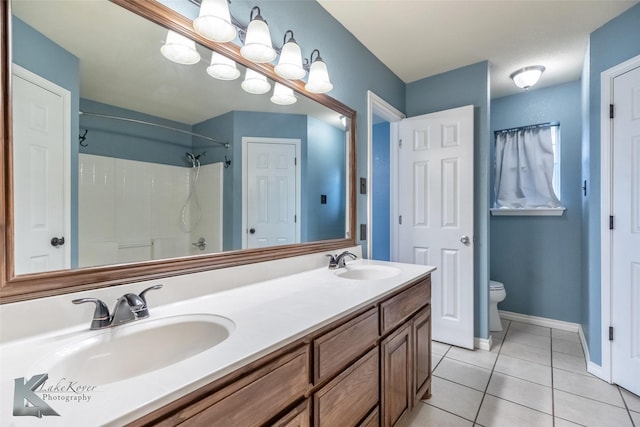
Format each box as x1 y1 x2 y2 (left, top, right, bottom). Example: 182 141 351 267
245 140 299 248
612 65 640 395
398 105 474 348
12 66 70 274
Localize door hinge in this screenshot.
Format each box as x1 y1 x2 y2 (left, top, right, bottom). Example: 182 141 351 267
609 326 614 341
294 157 297 166
399 139 403 148
294 215 297 223
609 215 614 230
399 215 403 225
610 104 614 119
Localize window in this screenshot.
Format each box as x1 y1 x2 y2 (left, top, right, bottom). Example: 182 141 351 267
491 122 565 216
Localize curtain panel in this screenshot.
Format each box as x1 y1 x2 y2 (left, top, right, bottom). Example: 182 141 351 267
494 125 561 209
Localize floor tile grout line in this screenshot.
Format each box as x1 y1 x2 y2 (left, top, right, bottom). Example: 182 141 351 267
471 321 511 425
553 386 630 410
616 386 637 427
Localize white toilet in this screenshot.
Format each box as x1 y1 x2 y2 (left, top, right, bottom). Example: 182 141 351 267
489 280 507 332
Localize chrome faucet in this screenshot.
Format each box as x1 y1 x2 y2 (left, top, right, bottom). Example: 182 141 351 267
327 251 357 269
73 284 162 330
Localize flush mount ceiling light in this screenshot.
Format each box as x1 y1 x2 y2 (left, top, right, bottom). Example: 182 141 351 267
160 30 201 65
207 51 240 80
510 65 546 90
270 83 297 105
241 68 271 94
305 49 333 94
275 30 305 80
240 6 276 63
193 0 237 43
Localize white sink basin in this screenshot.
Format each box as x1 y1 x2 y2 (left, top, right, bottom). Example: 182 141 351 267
39 314 234 385
334 265 401 281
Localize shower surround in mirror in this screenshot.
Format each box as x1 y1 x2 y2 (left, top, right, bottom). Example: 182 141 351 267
79 154 222 268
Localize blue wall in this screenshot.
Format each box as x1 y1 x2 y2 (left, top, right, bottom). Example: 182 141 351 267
406 61 491 339
12 17 80 268
372 121 390 261
491 81 582 323
583 3 640 365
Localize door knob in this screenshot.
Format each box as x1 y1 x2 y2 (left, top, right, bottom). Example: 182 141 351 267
249 228 256 234
51 237 65 247
460 235 470 245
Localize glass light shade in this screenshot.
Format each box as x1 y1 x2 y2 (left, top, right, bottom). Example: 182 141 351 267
270 83 297 105
207 51 240 80
241 68 271 94
240 18 276 63
160 30 201 65
305 58 333 94
193 0 237 43
275 41 305 80
510 65 545 90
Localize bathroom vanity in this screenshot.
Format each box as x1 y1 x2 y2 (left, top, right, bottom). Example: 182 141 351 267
0 253 434 427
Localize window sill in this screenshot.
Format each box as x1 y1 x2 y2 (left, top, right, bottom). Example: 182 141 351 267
490 208 566 217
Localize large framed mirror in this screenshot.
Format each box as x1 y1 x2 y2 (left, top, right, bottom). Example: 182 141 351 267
0 0 356 303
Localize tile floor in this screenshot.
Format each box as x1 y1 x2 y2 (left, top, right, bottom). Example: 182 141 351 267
400 318 640 427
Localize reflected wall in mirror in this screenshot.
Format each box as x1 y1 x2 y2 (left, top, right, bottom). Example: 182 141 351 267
10 0 349 275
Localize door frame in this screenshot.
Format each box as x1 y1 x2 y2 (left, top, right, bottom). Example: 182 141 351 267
12 64 72 271
241 136 301 249
366 91 405 259
600 53 640 383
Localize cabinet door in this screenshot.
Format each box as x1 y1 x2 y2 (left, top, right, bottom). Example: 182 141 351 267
273 400 310 427
381 323 412 427
413 305 431 404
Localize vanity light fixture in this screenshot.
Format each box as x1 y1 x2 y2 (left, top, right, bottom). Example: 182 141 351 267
275 30 305 80
240 6 276 63
270 83 297 105
193 0 237 43
305 49 333 94
241 68 271 94
207 51 241 80
510 65 545 90
160 30 201 65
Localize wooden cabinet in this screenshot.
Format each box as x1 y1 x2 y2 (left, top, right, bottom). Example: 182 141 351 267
380 277 432 427
313 348 379 427
130 273 432 427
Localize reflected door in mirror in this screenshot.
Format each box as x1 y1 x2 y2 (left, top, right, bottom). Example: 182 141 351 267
12 65 71 274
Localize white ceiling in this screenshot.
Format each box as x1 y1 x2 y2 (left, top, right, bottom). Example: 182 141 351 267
317 0 638 98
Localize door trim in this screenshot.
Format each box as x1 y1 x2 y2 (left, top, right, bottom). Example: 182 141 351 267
11 63 71 271
241 137 301 249
366 91 405 259
600 53 640 383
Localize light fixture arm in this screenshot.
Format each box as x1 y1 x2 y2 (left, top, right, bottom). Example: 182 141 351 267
283 30 295 45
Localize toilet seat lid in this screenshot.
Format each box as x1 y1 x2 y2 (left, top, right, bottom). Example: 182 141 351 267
490 280 504 290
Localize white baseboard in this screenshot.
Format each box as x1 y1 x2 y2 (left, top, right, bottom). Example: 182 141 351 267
498 310 580 332
474 336 492 351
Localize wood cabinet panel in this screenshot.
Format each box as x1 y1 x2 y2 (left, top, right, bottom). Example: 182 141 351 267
179 346 309 427
314 348 379 427
313 307 378 384
380 277 431 334
273 400 310 427
358 406 379 427
381 323 412 427
413 305 432 403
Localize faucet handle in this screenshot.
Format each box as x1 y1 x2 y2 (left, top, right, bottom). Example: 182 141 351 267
326 254 338 269
72 298 111 329
139 284 163 306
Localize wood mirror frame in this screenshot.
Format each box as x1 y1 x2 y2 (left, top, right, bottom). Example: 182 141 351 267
0 0 356 304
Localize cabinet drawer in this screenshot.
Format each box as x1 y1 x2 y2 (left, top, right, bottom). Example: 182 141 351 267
180 346 309 427
314 348 379 427
380 277 431 334
313 307 378 384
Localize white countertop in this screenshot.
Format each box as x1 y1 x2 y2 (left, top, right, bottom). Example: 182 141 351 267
0 256 434 427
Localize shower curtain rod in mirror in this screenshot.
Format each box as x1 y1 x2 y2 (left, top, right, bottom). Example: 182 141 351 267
79 111 231 148
494 121 559 136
